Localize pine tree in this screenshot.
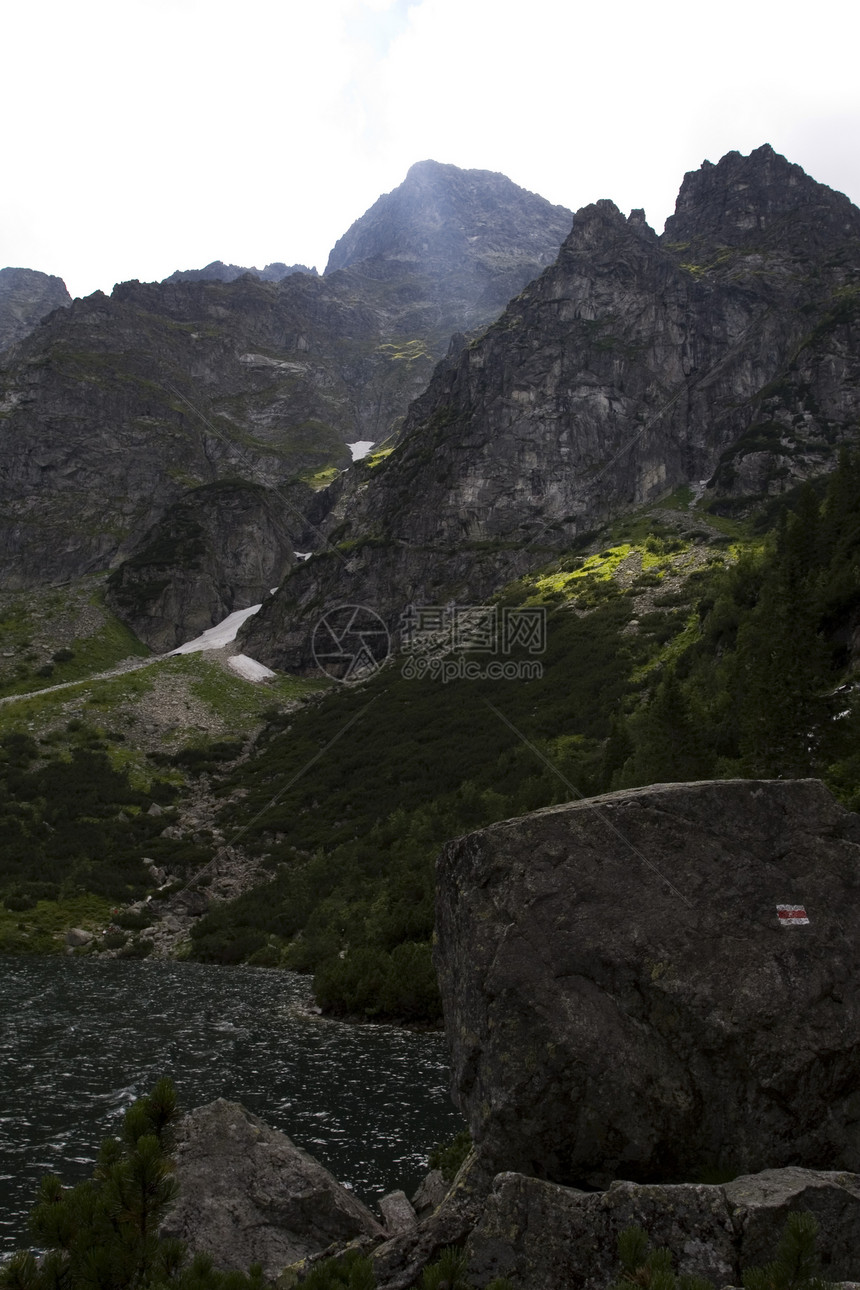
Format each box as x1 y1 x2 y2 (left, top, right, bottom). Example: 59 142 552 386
742 1211 832 1290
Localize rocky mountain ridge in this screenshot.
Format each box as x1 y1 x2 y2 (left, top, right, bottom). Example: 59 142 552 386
0 162 573 629
240 144 860 671
164 260 317 284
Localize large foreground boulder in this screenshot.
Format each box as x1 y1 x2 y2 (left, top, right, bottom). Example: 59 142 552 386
161 1100 384 1277
435 779 860 1188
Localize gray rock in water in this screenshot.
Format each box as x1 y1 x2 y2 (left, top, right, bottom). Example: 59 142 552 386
434 779 860 1188
463 1167 860 1289
161 1099 384 1277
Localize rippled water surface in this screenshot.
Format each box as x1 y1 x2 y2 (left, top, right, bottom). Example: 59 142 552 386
0 956 464 1253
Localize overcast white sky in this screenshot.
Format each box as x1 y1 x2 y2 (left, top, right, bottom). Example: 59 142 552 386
3 0 858 300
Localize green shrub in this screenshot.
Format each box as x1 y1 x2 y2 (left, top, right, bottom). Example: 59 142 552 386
118 937 154 959
114 908 155 930
611 1213 835 1290
421 1247 470 1290
428 1129 471 1182
300 1249 375 1289
743 1212 832 1290
609 1225 714 1290
100 930 129 949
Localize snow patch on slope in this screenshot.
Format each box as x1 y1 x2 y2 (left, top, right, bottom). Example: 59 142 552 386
347 440 374 461
169 604 262 655
228 654 276 681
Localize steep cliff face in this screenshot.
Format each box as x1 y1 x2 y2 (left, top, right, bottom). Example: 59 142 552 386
0 267 71 352
0 278 345 588
664 144 860 254
241 146 860 671
104 480 295 651
0 162 573 593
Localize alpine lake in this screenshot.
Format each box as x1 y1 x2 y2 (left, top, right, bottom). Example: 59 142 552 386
0 955 464 1254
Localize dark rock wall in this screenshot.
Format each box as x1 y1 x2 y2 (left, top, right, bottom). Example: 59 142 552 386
464 1167 860 1289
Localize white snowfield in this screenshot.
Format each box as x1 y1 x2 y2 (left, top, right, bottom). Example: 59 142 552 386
169 604 263 655
169 603 276 683
347 440 375 461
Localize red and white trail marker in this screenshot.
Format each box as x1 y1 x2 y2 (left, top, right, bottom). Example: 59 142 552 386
776 905 810 926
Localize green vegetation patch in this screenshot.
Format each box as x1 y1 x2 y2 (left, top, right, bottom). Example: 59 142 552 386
0 729 193 939
302 465 341 490
0 583 150 699
607 451 860 802
158 653 323 726
364 445 396 468
0 892 115 954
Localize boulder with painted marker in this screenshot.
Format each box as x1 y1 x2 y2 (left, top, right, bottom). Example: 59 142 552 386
434 778 860 1187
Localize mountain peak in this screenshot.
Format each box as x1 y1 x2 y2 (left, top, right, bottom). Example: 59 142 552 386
324 161 572 284
663 144 860 250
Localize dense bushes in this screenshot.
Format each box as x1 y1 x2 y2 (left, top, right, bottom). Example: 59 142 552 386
428 1129 472 1182
314 942 441 1023
613 450 860 802
0 736 178 908
188 596 636 1019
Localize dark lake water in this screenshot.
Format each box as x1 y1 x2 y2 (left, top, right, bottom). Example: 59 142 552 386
0 955 464 1254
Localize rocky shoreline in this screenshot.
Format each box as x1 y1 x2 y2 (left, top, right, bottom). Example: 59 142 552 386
161 1099 860 1288
146 777 860 1287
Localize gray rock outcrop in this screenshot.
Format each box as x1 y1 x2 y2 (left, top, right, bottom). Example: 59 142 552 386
64 927 93 948
378 1189 417 1235
161 1099 384 1277
0 266 70 352
434 778 860 1189
464 1167 860 1289
410 1169 447 1218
